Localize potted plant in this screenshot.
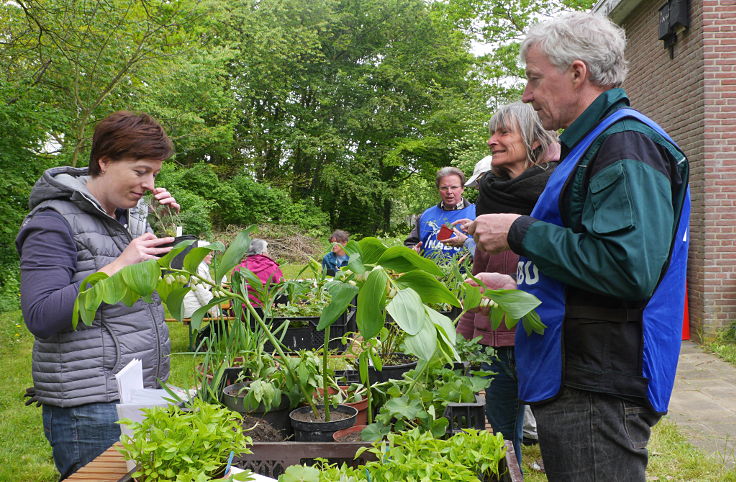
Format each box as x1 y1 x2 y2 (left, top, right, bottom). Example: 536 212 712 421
117 397 253 481
146 194 196 269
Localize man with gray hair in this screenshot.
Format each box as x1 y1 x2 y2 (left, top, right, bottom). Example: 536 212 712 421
404 166 476 260
462 12 690 480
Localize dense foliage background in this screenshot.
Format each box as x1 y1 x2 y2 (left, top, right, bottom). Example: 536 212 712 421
0 0 592 311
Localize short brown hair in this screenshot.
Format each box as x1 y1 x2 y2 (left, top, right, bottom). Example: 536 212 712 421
329 230 349 243
88 111 174 176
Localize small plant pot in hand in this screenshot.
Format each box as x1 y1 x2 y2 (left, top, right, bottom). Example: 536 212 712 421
437 224 454 241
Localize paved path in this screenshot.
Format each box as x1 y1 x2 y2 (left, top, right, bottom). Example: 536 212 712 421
667 341 736 467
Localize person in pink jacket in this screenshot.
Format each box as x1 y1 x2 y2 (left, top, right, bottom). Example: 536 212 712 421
234 238 284 307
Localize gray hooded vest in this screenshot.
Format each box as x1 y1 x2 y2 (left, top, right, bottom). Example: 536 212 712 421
21 166 170 407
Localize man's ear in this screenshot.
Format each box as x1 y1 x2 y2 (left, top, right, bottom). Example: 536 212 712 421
570 60 588 87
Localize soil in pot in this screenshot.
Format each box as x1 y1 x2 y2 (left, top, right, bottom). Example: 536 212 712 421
332 425 367 443
289 405 358 442
241 415 288 442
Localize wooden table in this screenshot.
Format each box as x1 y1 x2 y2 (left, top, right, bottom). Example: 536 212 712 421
65 443 131 481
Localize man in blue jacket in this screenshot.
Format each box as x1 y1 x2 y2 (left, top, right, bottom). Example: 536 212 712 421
463 12 690 481
404 167 475 261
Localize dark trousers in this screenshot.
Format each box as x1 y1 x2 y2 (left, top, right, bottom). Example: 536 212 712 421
532 386 661 482
482 346 525 466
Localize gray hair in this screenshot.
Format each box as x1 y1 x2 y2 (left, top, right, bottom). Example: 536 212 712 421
435 167 466 187
247 238 268 256
488 102 558 172
520 12 628 88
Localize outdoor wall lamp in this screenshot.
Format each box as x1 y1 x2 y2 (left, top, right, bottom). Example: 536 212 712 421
659 0 690 58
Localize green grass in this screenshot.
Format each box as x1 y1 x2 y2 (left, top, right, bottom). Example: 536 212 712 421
703 325 736 367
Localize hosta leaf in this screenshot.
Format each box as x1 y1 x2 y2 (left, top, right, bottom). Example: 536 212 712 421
356 268 388 339
403 323 437 362
394 270 460 307
358 237 387 265
317 282 358 330
343 240 365 275
376 246 443 276
386 288 427 335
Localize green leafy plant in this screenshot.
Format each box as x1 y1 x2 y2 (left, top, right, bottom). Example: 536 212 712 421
362 361 491 441
117 398 253 481
146 194 183 238
455 334 497 368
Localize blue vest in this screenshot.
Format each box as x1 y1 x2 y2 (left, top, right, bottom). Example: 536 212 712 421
418 203 476 260
515 109 690 413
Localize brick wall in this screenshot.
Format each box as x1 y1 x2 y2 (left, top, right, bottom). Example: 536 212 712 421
620 0 736 338
701 0 736 335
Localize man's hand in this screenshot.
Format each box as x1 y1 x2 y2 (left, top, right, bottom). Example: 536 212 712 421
411 241 423 253
152 187 180 213
24 387 41 407
462 214 520 254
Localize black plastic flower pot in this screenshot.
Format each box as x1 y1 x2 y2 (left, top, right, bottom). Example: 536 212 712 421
368 353 418 383
222 382 292 435
289 404 358 442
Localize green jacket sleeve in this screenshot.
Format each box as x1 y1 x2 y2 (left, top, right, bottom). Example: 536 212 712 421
514 159 674 301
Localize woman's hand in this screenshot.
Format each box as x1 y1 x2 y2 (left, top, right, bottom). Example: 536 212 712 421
152 187 180 213
464 272 517 315
99 233 174 276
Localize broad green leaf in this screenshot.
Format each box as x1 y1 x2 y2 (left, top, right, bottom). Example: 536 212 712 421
359 352 369 386
428 308 456 349
183 246 212 273
430 417 450 438
358 237 387 265
376 246 443 276
394 270 460 307
79 272 109 290
490 306 504 330
121 260 161 297
343 240 365 275
486 289 541 319
360 423 391 442
385 288 427 335
166 286 191 322
317 282 358 330
356 267 388 339
156 241 192 269
120 286 140 307
462 283 483 311
403 324 437 362
99 272 127 305
368 347 383 372
522 311 546 335
215 227 256 283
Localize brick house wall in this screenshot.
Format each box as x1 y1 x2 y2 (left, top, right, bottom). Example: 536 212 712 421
596 0 736 339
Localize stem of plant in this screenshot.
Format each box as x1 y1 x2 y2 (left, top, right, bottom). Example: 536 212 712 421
323 325 331 422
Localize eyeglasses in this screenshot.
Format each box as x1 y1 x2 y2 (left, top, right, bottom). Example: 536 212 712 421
438 186 462 192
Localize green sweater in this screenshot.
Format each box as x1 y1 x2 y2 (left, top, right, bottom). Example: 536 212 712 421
509 88 687 303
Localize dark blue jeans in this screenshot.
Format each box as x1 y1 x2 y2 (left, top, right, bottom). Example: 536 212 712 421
532 387 661 482
482 346 524 466
42 401 121 480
